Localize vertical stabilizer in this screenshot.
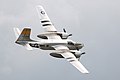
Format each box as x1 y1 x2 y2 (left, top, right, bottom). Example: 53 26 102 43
16 28 33 42
13 28 34 50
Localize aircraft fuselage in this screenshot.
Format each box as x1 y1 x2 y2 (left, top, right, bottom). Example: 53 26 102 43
28 39 83 50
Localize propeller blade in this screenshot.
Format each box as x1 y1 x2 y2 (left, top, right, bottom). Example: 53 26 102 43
68 34 72 36
63 28 66 33
81 52 86 55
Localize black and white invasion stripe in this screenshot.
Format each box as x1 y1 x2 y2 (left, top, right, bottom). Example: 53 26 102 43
41 20 52 27
66 57 76 62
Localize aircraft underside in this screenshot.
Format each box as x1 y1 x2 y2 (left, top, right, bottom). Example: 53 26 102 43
13 5 89 74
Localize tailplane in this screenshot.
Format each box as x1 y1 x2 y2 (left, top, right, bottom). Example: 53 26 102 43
13 28 21 39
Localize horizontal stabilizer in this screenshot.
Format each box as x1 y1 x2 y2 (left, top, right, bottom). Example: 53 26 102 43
24 43 33 50
13 28 21 39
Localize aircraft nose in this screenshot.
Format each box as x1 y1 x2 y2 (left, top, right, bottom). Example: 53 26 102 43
81 43 84 47
75 43 84 49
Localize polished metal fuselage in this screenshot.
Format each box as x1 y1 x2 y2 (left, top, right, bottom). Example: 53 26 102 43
29 39 84 50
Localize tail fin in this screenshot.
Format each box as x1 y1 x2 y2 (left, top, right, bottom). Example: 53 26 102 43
16 28 33 43
14 28 34 50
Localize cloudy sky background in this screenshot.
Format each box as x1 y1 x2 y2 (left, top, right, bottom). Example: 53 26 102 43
0 0 120 80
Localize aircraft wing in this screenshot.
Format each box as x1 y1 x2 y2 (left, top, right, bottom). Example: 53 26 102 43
36 5 62 40
53 45 89 74
36 5 57 32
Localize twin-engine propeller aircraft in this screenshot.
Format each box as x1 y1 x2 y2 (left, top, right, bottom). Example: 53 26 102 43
14 5 89 74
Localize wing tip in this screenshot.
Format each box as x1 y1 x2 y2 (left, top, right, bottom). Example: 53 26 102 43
82 70 89 74
36 5 43 9
84 72 89 74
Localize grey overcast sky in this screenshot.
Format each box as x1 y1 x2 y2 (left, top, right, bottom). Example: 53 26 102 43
0 0 120 80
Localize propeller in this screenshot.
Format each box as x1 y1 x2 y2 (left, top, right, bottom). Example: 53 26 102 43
78 52 86 61
63 28 72 37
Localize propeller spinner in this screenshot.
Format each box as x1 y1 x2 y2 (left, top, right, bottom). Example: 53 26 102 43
63 28 72 37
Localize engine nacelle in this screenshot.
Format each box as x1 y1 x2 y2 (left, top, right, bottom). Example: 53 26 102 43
37 35 48 39
50 53 63 58
37 31 72 39
50 52 85 59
